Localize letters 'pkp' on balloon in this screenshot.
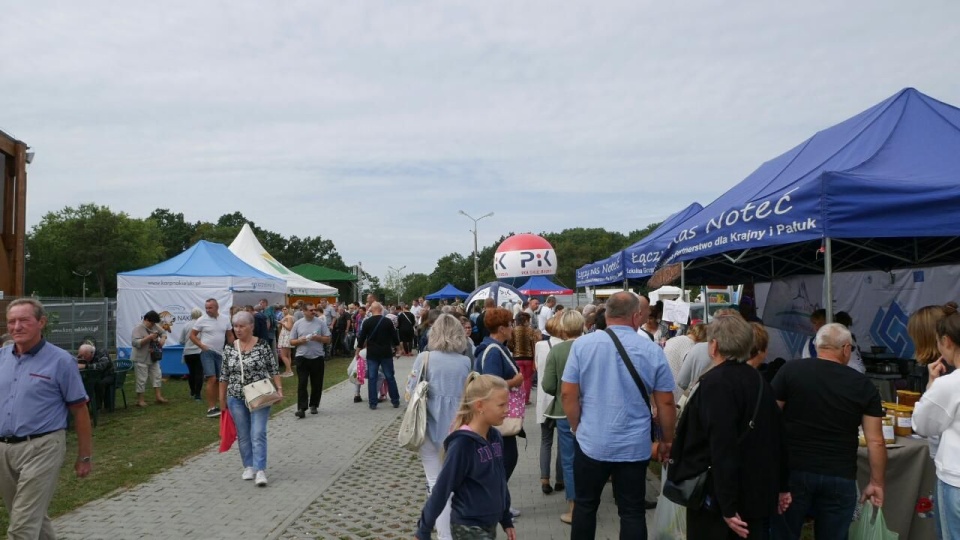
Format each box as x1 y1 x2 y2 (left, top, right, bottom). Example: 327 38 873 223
493 233 557 278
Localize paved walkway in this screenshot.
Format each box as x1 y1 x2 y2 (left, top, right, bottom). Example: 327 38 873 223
54 356 659 539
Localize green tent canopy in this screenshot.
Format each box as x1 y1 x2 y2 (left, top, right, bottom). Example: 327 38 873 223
290 263 358 282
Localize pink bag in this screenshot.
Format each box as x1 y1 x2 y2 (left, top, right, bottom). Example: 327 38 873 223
356 352 366 385
481 344 524 436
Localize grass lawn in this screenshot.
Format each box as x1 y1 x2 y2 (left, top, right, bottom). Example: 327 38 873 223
0 356 350 537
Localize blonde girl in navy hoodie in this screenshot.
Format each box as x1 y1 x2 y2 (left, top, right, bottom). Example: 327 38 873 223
415 373 517 540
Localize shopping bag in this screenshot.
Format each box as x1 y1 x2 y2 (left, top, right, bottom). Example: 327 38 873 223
849 503 898 540
219 408 237 452
652 465 686 540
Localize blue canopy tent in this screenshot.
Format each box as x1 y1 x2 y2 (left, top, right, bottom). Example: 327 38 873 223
117 240 287 375
516 275 573 296
425 283 470 301
652 88 960 319
575 202 703 287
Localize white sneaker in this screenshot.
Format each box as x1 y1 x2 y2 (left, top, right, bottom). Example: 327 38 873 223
510 507 521 518
241 467 255 481
255 470 267 487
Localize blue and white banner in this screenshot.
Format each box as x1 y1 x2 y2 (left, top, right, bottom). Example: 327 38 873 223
576 252 624 287
755 264 960 361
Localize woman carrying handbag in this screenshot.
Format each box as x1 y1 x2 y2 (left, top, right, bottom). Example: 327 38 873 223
219 311 283 487
667 314 789 539
475 307 524 520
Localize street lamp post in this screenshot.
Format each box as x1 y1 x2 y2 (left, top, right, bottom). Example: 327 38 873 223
72 270 92 302
458 210 494 290
388 265 406 304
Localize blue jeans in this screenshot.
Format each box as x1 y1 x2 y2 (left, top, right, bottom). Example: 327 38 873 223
772 470 856 540
227 396 271 471
937 478 960 539
366 357 399 408
556 418 576 500
200 349 222 379
572 442 648 540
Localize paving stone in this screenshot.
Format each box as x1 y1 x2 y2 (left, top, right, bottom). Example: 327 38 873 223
54 357 659 539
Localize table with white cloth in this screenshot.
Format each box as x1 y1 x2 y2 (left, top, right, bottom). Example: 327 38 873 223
856 435 936 539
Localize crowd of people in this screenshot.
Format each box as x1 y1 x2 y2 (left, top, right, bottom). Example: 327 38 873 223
9 291 960 539
410 291 896 540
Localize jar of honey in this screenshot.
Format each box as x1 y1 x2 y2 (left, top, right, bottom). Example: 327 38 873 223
891 405 914 437
881 416 896 444
897 390 921 408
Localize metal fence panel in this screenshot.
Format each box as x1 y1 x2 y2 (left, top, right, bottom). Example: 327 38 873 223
0 297 116 355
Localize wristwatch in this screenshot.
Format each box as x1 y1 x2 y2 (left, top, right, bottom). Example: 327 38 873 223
78 456 92 463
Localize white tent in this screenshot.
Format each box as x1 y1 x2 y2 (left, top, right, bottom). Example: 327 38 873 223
229 224 339 297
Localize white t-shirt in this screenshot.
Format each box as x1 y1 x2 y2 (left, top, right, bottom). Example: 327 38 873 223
538 305 554 336
192 313 232 352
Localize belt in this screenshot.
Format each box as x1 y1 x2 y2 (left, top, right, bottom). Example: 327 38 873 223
0 430 57 444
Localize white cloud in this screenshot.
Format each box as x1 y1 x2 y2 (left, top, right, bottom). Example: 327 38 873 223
3 0 959 281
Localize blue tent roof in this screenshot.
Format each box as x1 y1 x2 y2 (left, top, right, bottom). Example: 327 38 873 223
516 275 573 295
425 283 470 300
121 240 282 280
654 88 960 283
575 202 703 287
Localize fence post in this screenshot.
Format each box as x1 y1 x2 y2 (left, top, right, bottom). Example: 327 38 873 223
70 300 76 352
103 298 109 355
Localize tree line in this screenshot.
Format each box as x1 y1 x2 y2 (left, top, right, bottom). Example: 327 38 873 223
26 205 350 298
25 203 661 301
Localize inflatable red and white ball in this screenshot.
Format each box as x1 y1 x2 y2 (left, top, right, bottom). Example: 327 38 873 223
494 234 557 278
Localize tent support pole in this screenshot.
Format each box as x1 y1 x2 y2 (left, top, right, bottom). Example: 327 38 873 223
824 237 834 323
680 262 686 301
703 285 709 323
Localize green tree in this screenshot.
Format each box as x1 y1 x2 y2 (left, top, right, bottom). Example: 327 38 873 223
401 272 433 300
430 253 474 293
148 208 196 259
26 204 165 297
190 222 240 246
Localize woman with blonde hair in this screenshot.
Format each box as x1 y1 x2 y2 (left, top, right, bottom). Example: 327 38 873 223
542 309 586 524
663 323 706 401
405 314 474 540
415 373 515 540
277 307 295 377
534 315 566 495
912 302 960 538
909 304 951 366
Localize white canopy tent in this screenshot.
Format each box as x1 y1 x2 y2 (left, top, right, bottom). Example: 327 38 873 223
229 224 338 297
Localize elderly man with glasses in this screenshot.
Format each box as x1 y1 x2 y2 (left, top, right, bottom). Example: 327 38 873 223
771 322 887 539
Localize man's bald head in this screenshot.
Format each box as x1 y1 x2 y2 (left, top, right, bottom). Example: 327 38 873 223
370 302 384 315
604 292 648 330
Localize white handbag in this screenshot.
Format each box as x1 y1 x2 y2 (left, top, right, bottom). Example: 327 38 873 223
236 340 281 411
398 353 429 451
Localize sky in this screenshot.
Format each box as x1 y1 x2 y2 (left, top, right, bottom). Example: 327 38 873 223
3 1 959 282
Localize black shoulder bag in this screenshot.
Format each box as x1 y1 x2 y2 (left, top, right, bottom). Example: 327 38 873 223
605 328 657 443
663 367 764 509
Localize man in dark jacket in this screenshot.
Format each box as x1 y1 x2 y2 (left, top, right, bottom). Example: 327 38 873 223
357 302 400 410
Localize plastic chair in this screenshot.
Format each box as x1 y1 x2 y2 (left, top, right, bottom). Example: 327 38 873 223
113 358 133 410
